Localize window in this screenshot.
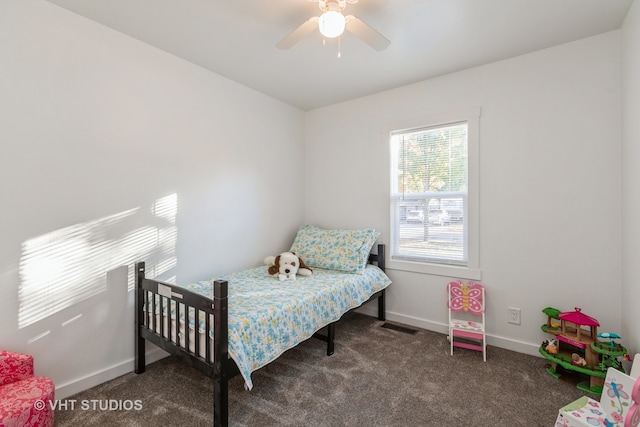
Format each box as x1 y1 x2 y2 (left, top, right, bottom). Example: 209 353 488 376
387 108 480 279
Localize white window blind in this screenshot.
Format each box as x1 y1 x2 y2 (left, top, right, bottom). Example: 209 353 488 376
390 121 469 266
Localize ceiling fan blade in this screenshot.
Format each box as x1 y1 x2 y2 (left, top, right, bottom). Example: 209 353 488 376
276 18 319 50
345 15 390 51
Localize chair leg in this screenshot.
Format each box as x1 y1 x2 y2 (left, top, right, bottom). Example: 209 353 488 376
483 335 487 362
450 330 454 356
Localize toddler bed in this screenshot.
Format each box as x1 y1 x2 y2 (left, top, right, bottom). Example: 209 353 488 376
134 226 391 427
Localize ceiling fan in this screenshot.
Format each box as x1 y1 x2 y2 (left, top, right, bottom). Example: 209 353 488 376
276 0 390 52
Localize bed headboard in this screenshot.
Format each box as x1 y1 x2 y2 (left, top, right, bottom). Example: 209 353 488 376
367 244 386 271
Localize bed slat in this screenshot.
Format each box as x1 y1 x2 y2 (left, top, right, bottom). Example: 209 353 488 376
168 300 173 344
176 302 181 349
195 308 201 357
185 304 190 353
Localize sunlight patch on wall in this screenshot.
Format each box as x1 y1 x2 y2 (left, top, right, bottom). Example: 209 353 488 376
18 194 178 328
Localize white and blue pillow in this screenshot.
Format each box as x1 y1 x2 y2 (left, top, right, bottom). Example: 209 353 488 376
290 224 379 274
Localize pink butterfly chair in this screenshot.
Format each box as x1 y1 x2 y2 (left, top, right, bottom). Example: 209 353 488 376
447 281 487 361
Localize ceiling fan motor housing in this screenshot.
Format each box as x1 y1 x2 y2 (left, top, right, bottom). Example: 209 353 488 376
318 0 357 13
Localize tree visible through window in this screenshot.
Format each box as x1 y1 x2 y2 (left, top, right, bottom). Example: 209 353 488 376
390 121 469 265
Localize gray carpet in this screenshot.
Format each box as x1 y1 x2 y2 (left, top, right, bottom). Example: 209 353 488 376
55 313 586 426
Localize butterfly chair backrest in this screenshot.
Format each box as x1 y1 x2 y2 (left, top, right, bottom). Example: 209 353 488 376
596 367 637 426
448 281 484 315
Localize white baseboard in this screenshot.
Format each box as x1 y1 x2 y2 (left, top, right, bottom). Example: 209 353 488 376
357 306 542 358
55 348 168 400
56 308 544 399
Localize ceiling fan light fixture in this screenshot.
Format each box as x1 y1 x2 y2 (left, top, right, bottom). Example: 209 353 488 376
318 11 345 38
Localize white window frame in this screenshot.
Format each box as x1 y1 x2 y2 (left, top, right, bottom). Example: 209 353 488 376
383 108 481 280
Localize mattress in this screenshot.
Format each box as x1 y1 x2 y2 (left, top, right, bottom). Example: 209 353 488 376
146 264 391 389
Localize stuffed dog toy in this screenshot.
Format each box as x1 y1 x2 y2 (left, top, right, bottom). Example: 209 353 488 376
264 251 313 281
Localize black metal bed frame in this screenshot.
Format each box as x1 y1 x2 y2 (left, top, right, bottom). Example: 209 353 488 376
134 244 387 427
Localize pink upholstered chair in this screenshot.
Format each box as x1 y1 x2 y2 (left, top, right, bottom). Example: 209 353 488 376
447 281 487 361
0 350 55 427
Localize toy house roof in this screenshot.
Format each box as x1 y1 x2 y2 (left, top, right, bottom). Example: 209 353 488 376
559 307 600 327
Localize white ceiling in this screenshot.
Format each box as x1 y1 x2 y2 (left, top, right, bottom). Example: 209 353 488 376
47 0 634 111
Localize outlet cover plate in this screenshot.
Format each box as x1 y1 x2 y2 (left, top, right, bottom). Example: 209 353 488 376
508 307 521 325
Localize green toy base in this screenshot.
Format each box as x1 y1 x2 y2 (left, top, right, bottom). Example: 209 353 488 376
543 364 602 395
546 367 561 379
576 380 603 395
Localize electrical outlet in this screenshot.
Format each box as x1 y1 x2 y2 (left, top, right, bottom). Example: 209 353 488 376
508 307 521 325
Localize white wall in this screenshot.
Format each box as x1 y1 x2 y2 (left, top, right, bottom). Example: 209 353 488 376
622 0 640 356
306 31 623 355
1 0 635 402
0 0 305 398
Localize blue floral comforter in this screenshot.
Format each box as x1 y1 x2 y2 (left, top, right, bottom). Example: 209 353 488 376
182 264 391 389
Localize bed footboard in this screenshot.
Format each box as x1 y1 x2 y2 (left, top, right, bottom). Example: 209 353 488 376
134 263 237 426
